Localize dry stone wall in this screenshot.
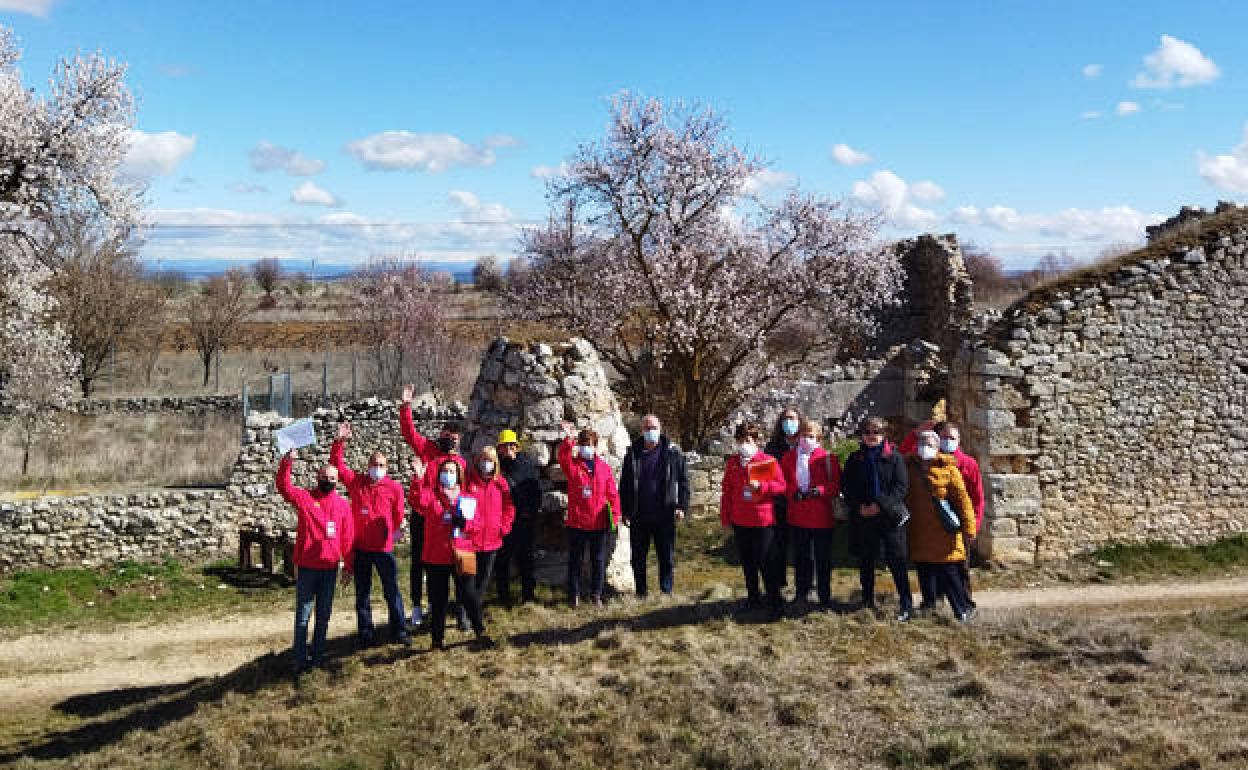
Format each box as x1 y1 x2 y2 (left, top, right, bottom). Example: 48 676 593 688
949 209 1248 564
0 402 458 573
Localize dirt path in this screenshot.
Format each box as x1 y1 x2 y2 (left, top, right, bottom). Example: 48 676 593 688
1 576 1244 709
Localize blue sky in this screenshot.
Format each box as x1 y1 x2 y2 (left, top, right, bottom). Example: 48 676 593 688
4 0 1247 268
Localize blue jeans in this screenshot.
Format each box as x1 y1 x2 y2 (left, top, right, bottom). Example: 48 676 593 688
630 518 676 595
353 550 407 641
567 528 608 600
293 566 338 668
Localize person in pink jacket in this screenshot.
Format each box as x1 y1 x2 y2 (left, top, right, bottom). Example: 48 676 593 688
558 421 622 607
276 450 354 674
398 384 468 629
935 421 985 607
331 422 410 648
465 445 515 604
781 419 842 610
721 421 787 619
411 457 489 650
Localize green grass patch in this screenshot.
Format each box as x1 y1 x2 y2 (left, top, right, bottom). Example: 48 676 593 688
0 558 291 634
1087 535 1248 579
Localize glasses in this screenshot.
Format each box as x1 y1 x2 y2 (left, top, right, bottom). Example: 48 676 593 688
862 430 883 436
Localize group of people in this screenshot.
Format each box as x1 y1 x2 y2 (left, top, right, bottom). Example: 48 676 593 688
276 386 690 673
277 385 981 674
719 410 984 622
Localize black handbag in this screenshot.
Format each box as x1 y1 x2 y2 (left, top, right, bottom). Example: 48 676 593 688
918 464 962 534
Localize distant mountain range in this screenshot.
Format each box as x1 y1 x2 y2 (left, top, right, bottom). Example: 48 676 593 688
141 258 476 283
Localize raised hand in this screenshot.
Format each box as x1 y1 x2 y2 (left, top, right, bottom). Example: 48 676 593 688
411 456 426 481
401 383 415 404
337 422 353 441
560 421 577 440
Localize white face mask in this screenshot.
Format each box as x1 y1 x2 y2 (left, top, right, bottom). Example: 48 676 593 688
578 445 595 461
781 418 799 437
738 442 757 462
368 466 386 482
918 446 938 461
799 436 819 453
642 428 660 444
478 460 495 475
940 438 959 454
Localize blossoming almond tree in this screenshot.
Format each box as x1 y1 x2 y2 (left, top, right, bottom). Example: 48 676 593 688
507 93 902 448
0 26 138 473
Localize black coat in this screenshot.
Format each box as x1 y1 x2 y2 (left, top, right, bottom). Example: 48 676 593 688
841 442 909 560
501 453 543 519
619 435 690 521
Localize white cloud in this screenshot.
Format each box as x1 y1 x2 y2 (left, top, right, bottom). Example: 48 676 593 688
148 208 285 227
531 162 571 179
741 168 795 196
1198 125 1248 193
1131 34 1220 89
1116 101 1141 116
483 134 521 148
448 190 514 223
249 141 325 176
0 0 54 17
909 180 946 203
290 181 341 207
122 129 197 178
1081 110 1103 120
947 204 1162 242
1082 63 1103 78
831 143 872 166
345 131 508 173
850 170 940 229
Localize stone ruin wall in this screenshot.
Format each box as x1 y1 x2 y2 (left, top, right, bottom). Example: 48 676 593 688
0 402 459 573
949 211 1248 564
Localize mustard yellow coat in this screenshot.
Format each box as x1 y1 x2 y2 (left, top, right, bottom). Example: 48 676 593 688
904 454 977 564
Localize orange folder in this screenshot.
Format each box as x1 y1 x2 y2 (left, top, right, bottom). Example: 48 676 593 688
747 455 777 484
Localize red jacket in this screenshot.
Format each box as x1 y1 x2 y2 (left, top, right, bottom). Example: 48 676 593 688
781 447 841 529
949 448 985 528
720 452 787 528
412 485 481 566
557 438 621 531
465 472 515 552
330 439 406 553
400 403 467 495
276 455 355 570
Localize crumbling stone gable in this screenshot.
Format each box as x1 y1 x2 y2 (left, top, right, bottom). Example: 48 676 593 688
950 206 1248 564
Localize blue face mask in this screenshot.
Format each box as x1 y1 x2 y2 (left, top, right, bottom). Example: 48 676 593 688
782 418 799 437
642 428 660 444
439 470 457 488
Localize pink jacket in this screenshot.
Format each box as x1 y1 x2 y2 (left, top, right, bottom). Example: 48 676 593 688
330 439 406 554
557 438 622 531
399 403 467 491
720 453 786 528
465 472 515 552
781 447 841 530
276 455 355 570
412 486 482 566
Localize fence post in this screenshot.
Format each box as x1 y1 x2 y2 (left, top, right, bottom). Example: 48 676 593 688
214 349 221 393
242 382 249 424
351 350 358 399
322 355 329 404
284 368 292 417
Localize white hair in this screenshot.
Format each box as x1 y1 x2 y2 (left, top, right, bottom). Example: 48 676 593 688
917 430 940 447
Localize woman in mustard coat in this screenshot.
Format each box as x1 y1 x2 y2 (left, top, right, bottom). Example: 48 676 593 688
904 430 977 621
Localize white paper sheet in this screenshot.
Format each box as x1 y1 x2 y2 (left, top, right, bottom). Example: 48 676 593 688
274 418 317 455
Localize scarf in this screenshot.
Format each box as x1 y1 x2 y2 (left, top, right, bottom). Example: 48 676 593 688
863 443 883 502
796 448 813 493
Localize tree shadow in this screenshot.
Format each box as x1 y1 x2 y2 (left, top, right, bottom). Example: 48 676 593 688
2 633 368 763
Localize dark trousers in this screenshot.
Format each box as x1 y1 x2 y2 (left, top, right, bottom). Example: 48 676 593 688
567 527 609 599
353 550 406 641
495 516 537 602
791 526 834 604
427 564 485 646
734 525 782 607
770 502 790 588
960 536 976 606
630 517 676 596
472 549 499 597
293 566 337 668
916 562 972 617
409 515 425 609
858 551 913 612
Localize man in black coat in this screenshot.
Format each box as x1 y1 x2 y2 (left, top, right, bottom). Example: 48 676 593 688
620 414 690 597
494 429 543 605
841 416 914 621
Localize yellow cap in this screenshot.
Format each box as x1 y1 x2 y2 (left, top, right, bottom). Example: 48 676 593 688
497 429 519 446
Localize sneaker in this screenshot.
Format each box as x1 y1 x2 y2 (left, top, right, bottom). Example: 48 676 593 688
957 607 978 623
409 607 424 627
896 609 912 623
591 594 604 608
456 611 471 632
